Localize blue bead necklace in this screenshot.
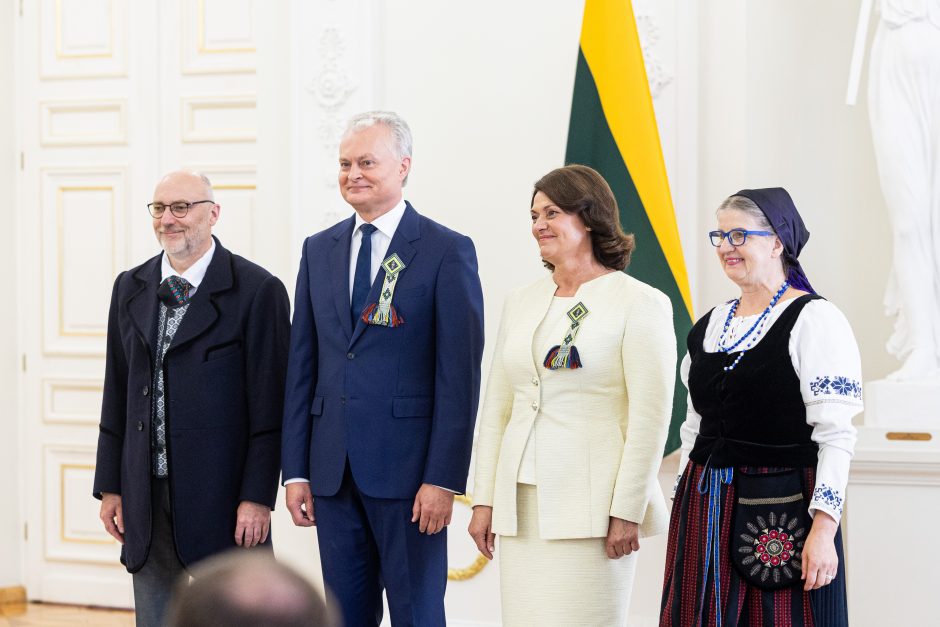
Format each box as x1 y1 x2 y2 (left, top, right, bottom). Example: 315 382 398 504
718 281 789 371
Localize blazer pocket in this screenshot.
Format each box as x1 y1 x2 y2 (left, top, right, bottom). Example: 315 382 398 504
393 396 433 418
204 340 242 362
309 396 324 416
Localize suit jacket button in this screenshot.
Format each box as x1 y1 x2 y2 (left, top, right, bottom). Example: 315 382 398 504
531 401 539 411
347 352 355 360
531 377 539 386
142 385 149 396
137 421 144 431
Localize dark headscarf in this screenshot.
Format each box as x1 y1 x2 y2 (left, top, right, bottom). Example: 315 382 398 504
734 187 815 294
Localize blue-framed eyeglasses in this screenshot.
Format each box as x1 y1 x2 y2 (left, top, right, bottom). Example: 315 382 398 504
708 229 775 247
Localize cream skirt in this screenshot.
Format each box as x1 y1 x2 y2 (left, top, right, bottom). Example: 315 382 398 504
499 484 637 627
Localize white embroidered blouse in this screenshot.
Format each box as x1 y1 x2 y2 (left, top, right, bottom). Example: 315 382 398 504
676 297 862 523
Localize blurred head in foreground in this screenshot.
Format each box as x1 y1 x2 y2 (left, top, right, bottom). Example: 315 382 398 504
166 551 341 627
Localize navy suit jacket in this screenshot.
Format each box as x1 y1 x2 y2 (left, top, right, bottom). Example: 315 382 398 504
93 238 290 572
281 203 484 499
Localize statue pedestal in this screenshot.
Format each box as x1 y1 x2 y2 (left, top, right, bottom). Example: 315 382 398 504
846 426 940 625
864 379 940 429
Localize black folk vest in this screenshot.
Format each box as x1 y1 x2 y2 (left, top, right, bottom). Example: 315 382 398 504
688 294 823 468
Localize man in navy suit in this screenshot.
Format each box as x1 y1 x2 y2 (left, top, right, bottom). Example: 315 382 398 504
94 171 290 627
281 111 484 626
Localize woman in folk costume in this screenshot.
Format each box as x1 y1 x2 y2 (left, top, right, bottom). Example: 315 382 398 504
660 188 862 627
468 164 676 626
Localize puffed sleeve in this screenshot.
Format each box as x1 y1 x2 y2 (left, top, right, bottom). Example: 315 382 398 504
789 299 863 522
675 350 702 494
471 294 517 507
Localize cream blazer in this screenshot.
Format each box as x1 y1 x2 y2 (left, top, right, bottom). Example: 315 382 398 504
472 272 676 539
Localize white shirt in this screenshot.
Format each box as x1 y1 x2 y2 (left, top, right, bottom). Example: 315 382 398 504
348 198 407 303
160 239 216 294
676 297 862 523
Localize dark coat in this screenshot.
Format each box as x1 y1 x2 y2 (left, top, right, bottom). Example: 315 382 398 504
93 237 290 572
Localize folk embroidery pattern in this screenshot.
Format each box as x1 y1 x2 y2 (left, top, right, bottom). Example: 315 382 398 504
809 375 862 399
737 511 806 585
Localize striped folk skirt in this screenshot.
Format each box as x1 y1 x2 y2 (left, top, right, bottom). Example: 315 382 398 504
660 463 848 627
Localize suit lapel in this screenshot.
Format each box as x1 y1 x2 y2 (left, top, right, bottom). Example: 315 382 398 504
349 203 420 348
127 256 162 355
165 238 231 354
329 217 356 340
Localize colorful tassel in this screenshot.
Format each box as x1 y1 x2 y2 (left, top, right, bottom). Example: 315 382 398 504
361 253 407 327
543 344 582 370
543 302 589 370
361 302 404 327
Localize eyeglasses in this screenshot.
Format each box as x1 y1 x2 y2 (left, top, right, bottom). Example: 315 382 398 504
708 228 775 247
147 200 215 218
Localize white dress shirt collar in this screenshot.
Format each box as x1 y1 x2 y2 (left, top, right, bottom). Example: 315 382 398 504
160 238 216 294
353 198 407 240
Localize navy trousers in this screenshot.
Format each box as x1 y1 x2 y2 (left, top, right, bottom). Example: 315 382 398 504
315 464 448 627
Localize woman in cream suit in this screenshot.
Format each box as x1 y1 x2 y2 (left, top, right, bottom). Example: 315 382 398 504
468 165 676 626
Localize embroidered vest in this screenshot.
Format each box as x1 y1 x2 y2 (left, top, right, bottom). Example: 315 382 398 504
151 301 190 477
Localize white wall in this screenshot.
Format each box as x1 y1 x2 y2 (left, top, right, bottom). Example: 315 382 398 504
697 1 890 383
0 0 22 590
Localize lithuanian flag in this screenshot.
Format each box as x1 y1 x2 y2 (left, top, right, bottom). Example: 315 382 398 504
565 0 693 454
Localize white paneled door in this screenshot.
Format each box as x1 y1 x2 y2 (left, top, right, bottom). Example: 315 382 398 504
17 0 289 607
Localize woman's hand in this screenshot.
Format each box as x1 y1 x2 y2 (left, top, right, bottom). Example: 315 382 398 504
606 517 640 559
468 505 497 560
801 510 839 591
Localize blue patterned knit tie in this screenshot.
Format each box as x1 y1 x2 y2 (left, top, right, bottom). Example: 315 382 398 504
351 223 378 324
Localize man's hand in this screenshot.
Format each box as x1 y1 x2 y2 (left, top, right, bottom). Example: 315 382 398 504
285 482 316 527
99 492 125 544
234 500 271 547
468 505 496 559
411 484 454 535
605 517 640 559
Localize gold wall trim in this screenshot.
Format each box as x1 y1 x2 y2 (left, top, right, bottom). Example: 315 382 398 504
213 184 256 191
181 96 257 143
42 378 104 425
886 432 933 442
56 185 116 338
448 494 490 581
59 464 113 545
197 0 256 54
55 0 115 60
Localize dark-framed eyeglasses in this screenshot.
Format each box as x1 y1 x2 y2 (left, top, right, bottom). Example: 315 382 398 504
708 228 775 247
147 200 215 219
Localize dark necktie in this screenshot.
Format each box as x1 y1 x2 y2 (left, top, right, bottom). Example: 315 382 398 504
351 223 378 324
157 275 193 308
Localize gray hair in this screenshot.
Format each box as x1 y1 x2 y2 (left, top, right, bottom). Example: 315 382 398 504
344 111 413 185
716 195 772 230
717 195 788 276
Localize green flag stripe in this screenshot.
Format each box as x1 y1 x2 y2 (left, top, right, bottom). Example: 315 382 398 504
565 48 692 455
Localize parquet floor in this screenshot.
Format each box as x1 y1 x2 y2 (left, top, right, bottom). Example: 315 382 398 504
0 603 134 626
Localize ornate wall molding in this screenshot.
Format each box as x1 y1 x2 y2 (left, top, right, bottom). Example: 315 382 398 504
634 0 674 99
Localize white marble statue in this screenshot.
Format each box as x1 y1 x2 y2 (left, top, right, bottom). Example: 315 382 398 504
848 0 940 381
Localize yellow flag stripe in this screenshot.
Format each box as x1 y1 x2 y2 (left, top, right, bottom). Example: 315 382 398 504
579 0 693 319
